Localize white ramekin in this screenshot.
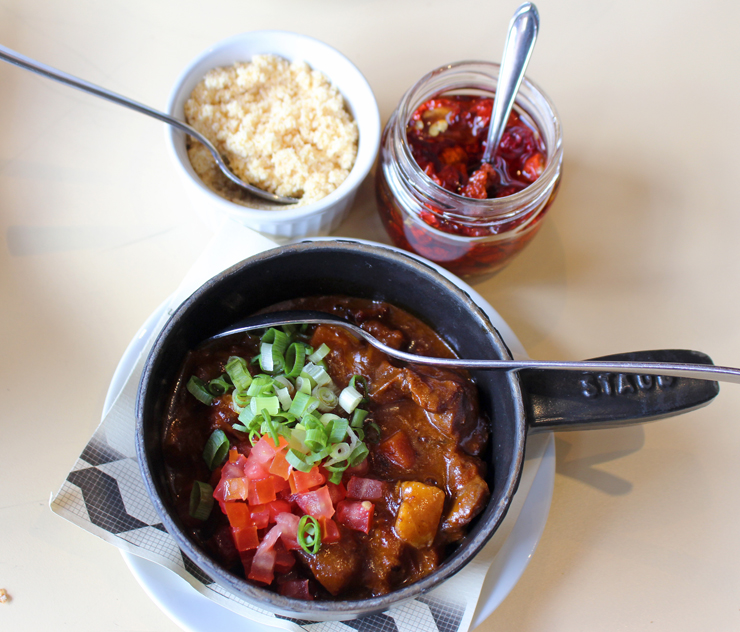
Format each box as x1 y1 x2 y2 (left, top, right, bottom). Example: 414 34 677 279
165 30 380 239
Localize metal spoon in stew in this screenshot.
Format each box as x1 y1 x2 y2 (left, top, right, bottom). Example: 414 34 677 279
481 2 539 165
209 310 740 385
0 43 298 204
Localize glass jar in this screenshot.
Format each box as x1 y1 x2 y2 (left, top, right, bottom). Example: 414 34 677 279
376 61 563 276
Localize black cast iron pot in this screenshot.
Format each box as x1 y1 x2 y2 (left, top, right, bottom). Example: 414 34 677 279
135 240 718 620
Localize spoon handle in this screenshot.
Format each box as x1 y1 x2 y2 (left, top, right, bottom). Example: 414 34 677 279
210 312 740 384
0 43 297 203
0 44 196 136
481 2 539 164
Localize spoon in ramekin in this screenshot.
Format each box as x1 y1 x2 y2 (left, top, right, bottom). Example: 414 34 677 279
0 43 298 204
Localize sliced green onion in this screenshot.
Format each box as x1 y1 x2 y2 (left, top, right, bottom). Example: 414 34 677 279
288 391 313 418
328 418 349 444
349 442 369 466
306 445 332 465
323 461 349 484
284 342 307 378
346 426 360 449
276 386 293 411
351 408 368 427
297 515 322 554
232 422 249 433
232 388 250 409
186 376 213 405
259 342 275 372
273 411 299 426
287 425 308 452
303 363 332 388
208 374 232 396
250 395 280 417
189 481 214 521
327 469 344 485
247 375 274 397
225 356 252 391
286 448 313 473
326 442 351 465
260 410 279 444
307 343 331 364
203 429 229 470
349 374 369 395
314 386 338 412
304 426 328 452
238 406 257 426
273 375 295 395
320 413 341 425
295 376 312 395
261 328 290 356
306 396 320 417
339 384 363 413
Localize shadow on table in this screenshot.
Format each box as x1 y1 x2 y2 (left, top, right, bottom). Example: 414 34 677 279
553 425 645 495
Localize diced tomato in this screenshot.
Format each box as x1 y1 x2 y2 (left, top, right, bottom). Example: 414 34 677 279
269 434 289 450
295 485 334 520
377 430 416 468
275 512 301 550
346 476 387 501
251 435 288 464
271 474 291 495
342 458 370 481
239 549 256 576
274 543 296 573
228 446 241 462
214 456 250 505
248 477 277 505
248 525 282 585
250 436 276 464
319 517 341 544
269 449 292 480
221 455 248 479
289 466 326 494
335 500 374 534
224 501 253 528
244 455 271 480
278 578 313 601
267 500 292 522
214 476 249 502
248 503 270 529
232 524 260 551
326 481 347 504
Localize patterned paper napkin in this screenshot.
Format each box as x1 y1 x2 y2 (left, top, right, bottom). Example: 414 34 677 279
50 221 550 632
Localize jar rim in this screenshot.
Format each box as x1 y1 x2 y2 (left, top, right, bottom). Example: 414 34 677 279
394 60 563 218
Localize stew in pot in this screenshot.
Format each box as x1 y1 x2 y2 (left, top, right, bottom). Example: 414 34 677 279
161 296 490 600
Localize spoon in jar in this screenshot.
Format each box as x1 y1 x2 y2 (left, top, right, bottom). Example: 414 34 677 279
481 2 540 165
208 310 740 385
0 43 299 204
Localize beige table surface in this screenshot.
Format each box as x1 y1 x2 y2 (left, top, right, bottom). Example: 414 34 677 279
2 0 740 630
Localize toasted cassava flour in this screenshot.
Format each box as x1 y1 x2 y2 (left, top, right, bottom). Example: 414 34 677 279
184 55 358 207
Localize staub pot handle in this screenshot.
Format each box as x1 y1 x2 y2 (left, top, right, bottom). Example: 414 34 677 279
520 350 720 432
